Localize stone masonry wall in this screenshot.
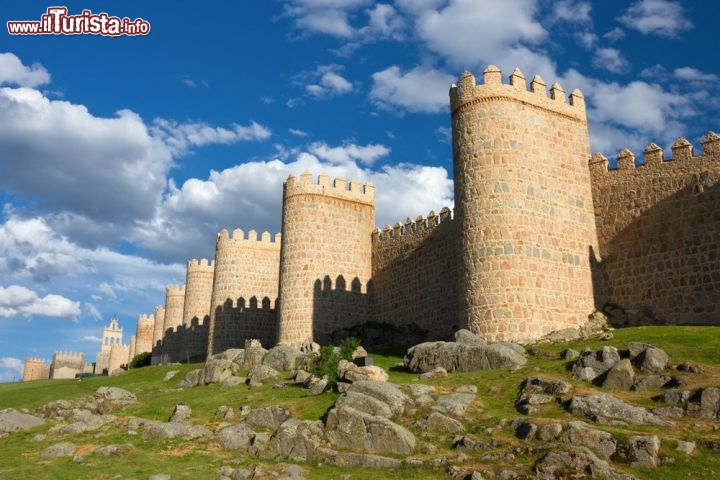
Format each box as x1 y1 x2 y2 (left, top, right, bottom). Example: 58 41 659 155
23 357 49 381
108 344 129 374
134 314 155 356
450 67 598 342
371 207 459 340
151 305 165 363
182 258 214 360
278 173 375 346
207 229 281 355
161 284 185 362
50 351 86 379
590 132 720 324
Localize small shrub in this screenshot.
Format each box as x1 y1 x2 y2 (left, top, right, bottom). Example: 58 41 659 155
312 336 361 389
129 351 151 369
340 336 361 361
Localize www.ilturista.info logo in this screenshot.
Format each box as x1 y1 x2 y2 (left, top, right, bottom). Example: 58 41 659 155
7 7 150 36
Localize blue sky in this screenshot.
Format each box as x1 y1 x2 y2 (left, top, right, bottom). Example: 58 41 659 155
0 0 718 381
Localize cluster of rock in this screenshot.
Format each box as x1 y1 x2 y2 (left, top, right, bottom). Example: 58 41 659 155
568 342 672 390
0 387 138 460
4 329 720 480
404 329 527 373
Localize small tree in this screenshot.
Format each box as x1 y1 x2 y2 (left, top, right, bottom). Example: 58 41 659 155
129 351 151 369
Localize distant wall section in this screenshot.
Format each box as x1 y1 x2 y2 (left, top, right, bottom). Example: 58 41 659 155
590 132 720 324
371 207 459 340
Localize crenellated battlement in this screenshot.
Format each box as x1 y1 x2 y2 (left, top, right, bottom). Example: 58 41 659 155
372 207 454 242
53 351 85 358
217 229 281 248
283 172 374 206
187 258 215 270
449 66 585 122
25 357 47 363
166 284 185 295
138 314 154 323
590 132 720 174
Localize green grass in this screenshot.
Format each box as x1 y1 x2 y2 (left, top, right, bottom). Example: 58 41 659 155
1 325 720 479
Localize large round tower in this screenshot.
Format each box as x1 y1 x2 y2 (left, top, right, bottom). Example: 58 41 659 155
134 313 155 356
161 284 185 362
277 172 374 346
182 258 214 360
450 67 598 341
206 229 281 355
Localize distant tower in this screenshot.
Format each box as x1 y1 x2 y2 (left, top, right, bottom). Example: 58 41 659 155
450 67 598 341
134 314 155 356
161 284 185 362
151 305 165 364
206 229 281 356
277 172 375 346
96 318 123 373
182 259 214 361
23 357 49 381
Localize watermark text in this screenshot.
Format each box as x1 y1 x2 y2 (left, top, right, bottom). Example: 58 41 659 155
7 7 151 36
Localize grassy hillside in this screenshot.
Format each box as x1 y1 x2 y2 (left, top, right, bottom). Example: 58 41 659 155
1 325 719 479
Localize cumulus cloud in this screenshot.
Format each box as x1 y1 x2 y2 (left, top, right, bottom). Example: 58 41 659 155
0 357 23 382
151 119 271 155
298 65 354 100
132 142 453 260
618 0 693 37
282 0 373 37
0 53 51 87
0 213 185 300
673 67 719 82
0 285 80 320
414 0 547 69
562 69 692 153
592 48 630 74
308 142 390 165
370 66 454 113
549 0 592 24
0 87 170 225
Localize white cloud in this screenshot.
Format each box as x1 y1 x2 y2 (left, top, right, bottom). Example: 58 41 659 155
0 357 23 383
308 142 390 165
435 126 451 144
151 119 271 156
84 303 102 321
0 53 51 87
0 285 80 320
618 0 693 37
132 142 453 259
414 0 547 68
673 67 719 82
289 128 309 137
362 4 406 40
562 69 692 153
603 27 625 42
182 78 196 87
550 0 592 24
81 335 102 344
0 86 171 226
370 65 454 113
306 71 353 97
282 0 373 37
592 48 630 74
300 65 354 100
0 213 185 299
